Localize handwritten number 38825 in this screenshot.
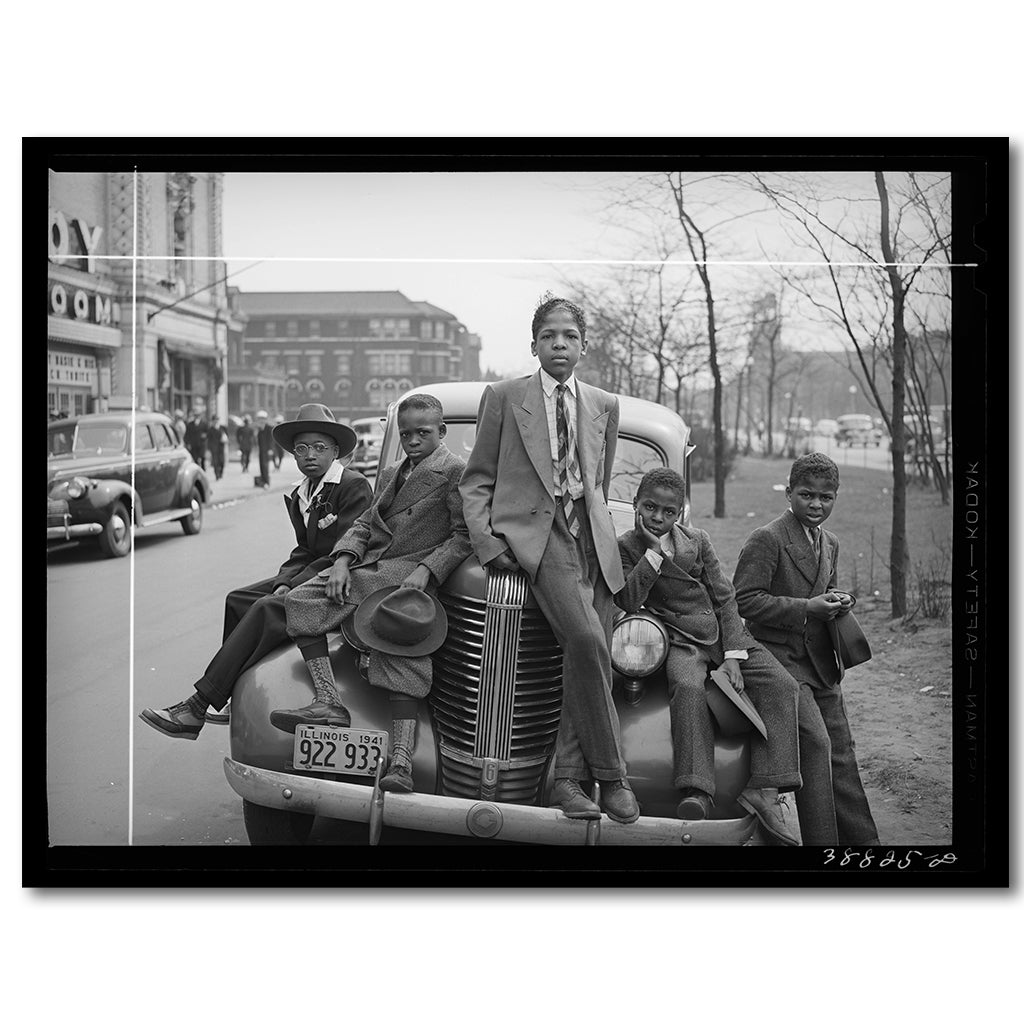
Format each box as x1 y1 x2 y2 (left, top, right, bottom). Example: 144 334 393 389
823 848 957 869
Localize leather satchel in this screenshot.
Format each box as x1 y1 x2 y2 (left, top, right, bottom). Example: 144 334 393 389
829 610 872 672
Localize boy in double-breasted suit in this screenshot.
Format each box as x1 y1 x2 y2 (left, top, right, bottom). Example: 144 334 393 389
733 452 879 845
281 394 472 791
140 404 371 740
460 296 638 824
616 468 802 843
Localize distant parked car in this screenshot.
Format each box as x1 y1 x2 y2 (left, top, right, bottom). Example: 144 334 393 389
47 411 211 558
814 418 839 438
836 413 881 448
348 416 386 476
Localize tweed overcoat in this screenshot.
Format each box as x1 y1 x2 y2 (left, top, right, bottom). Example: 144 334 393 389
328 442 472 606
616 524 754 662
459 372 624 593
271 468 374 591
732 511 841 687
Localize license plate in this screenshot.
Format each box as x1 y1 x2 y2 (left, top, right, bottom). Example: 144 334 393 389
291 725 388 777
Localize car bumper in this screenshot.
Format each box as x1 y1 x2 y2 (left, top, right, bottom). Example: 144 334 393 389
224 758 765 846
47 520 102 540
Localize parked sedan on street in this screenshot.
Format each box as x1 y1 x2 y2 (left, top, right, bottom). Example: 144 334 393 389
47 411 211 558
225 381 773 846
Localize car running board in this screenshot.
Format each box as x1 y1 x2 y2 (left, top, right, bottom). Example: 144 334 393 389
140 507 193 527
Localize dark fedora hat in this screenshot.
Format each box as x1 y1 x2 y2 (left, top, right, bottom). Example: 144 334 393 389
352 586 448 657
704 668 768 741
272 403 357 457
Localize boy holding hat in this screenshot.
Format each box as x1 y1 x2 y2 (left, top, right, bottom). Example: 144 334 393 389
617 468 802 843
139 404 372 739
280 394 471 792
733 452 879 846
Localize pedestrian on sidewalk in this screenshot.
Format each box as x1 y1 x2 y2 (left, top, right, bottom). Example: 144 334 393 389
237 414 255 473
272 413 286 469
185 411 208 469
208 414 229 480
139 404 372 740
255 410 273 488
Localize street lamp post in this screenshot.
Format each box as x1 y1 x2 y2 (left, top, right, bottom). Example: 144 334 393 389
848 384 858 413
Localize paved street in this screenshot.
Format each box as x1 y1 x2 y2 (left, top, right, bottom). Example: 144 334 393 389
46 457 298 846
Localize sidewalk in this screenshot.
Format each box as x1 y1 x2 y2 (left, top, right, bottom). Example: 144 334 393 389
204 454 297 508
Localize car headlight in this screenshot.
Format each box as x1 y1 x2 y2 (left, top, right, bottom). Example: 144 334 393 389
51 476 91 500
611 613 669 678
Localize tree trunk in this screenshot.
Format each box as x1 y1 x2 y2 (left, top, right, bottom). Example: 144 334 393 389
875 171 909 618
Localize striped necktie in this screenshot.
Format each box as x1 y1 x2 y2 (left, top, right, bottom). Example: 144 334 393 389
810 526 820 557
555 384 580 538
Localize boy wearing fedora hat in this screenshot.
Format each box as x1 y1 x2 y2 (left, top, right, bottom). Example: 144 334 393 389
733 452 879 846
617 468 802 844
139 404 372 740
280 394 472 792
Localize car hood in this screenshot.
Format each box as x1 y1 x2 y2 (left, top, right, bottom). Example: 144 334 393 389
48 452 131 483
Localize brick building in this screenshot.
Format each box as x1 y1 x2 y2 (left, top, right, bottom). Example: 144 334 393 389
232 291 481 421
47 170 245 420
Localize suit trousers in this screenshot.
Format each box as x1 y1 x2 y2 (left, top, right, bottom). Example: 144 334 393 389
285 573 433 699
531 499 626 783
666 643 802 798
779 650 878 845
193 577 291 711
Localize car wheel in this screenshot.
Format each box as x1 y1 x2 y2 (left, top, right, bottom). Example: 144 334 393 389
97 502 132 558
242 799 315 845
180 487 203 535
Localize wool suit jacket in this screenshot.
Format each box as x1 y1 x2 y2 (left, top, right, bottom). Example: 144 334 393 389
329 443 472 607
733 511 841 687
616 524 753 662
272 467 373 590
459 372 625 593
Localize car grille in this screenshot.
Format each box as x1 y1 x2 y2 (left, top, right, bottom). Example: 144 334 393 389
432 571 562 804
47 498 69 528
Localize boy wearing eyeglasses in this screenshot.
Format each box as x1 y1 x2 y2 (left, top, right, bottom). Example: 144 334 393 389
139 404 373 740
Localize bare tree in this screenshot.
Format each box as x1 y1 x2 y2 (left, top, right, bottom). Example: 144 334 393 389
753 171 951 617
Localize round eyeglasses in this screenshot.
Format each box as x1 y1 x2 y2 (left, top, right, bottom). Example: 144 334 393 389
293 442 334 457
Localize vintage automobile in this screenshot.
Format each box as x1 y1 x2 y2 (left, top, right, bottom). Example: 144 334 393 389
224 381 771 846
835 413 882 448
47 411 211 558
348 416 386 477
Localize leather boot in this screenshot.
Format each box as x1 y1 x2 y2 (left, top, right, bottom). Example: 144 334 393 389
380 718 416 793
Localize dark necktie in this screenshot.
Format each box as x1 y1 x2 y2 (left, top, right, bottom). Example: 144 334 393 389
555 384 580 538
810 526 820 557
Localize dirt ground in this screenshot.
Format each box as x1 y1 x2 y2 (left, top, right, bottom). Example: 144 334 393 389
688 456 953 846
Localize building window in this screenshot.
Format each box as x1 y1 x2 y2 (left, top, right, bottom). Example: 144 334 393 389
337 320 348 334
286 379 303 394
170 355 192 414
369 319 382 338
263 321 275 337
367 352 412 375
285 354 300 375
336 353 351 375
306 378 324 397
286 320 299 338
398 318 410 336
334 379 352 394
420 321 432 339
307 354 322 376
435 322 446 340
309 319 320 337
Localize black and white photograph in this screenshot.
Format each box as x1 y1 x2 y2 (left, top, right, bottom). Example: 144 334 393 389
34 143 1003 886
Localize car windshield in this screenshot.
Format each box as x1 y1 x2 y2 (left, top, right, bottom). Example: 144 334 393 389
48 422 128 458
378 421 666 503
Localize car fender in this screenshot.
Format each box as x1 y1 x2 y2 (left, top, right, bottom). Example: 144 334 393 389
60 476 142 525
176 462 211 505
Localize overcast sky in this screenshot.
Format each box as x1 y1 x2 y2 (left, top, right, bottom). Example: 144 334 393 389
221 170 953 377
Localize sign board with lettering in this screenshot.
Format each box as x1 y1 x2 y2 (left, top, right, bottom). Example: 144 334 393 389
48 351 98 388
